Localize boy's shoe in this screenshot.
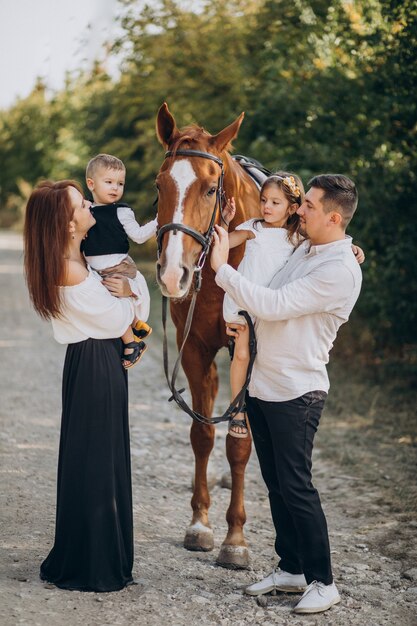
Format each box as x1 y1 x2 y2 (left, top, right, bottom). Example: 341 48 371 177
122 341 147 369
133 320 152 340
244 568 307 595
293 581 340 614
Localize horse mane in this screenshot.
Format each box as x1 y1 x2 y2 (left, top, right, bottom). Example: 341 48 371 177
165 122 259 223
170 125 234 155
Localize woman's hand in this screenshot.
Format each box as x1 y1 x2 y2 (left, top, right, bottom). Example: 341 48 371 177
211 225 230 273
102 275 134 298
99 255 137 279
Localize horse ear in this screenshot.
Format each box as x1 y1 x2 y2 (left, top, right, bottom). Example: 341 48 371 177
156 102 179 148
209 112 245 152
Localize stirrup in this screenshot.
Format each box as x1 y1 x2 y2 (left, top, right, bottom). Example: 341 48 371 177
228 337 235 361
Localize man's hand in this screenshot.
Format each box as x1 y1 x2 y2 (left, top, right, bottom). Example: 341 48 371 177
211 225 230 273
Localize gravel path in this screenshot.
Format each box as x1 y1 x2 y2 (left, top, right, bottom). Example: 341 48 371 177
0 231 416 626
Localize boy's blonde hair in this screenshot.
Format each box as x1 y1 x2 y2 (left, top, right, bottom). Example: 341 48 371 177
86 153 126 179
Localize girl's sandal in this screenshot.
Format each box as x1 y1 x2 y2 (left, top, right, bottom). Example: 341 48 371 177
228 413 249 439
122 341 147 369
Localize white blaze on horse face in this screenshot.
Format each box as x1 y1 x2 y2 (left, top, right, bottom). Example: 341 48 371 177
162 159 197 294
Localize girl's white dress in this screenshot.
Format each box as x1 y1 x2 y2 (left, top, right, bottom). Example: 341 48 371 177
223 219 295 324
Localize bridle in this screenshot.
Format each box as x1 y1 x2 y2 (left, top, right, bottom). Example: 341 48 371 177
157 149 225 289
157 148 257 426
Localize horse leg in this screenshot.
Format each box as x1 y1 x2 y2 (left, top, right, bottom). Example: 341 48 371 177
184 421 216 551
182 348 218 552
216 433 252 569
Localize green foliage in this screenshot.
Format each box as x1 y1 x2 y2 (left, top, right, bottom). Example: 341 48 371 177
0 0 415 350
0 81 55 213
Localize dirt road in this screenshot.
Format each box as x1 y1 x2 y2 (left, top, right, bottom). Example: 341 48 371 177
0 231 416 626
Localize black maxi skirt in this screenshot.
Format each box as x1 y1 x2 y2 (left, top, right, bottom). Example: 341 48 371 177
40 338 134 592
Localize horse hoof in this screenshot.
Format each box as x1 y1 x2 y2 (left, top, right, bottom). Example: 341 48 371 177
184 523 214 552
216 544 250 569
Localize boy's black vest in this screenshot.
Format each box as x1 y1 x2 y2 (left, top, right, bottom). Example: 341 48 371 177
82 203 130 256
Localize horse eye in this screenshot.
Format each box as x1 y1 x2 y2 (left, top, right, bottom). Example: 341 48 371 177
207 187 217 197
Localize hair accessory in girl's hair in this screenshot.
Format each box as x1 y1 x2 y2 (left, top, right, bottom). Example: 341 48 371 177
283 176 301 198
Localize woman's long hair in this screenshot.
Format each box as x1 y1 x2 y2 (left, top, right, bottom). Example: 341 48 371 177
24 180 82 319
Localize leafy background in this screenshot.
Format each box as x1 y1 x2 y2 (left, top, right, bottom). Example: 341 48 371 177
1 0 416 356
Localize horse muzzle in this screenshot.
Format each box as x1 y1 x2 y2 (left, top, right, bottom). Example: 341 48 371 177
156 260 192 298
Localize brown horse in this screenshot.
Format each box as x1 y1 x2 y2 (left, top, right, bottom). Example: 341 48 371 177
155 102 261 568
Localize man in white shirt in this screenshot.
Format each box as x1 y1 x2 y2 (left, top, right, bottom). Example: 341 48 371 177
211 174 362 615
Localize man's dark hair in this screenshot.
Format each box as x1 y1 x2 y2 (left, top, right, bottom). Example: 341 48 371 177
308 174 358 228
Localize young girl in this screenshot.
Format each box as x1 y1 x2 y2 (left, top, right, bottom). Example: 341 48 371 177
223 172 304 438
223 172 365 438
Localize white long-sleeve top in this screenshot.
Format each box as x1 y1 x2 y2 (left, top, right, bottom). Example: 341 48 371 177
223 219 295 323
51 269 148 344
215 237 362 401
85 206 157 270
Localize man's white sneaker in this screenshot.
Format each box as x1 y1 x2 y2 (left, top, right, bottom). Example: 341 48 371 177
244 568 307 596
293 581 340 614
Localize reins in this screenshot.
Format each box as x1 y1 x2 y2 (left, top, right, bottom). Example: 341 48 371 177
158 148 257 425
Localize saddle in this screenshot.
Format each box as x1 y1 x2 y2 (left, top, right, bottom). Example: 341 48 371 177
233 154 271 188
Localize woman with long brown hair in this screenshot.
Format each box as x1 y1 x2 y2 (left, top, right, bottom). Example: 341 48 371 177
24 180 143 592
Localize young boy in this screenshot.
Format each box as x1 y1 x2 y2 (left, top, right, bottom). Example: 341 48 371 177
84 153 157 369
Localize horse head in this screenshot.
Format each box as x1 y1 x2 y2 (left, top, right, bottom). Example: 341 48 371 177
155 102 244 299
